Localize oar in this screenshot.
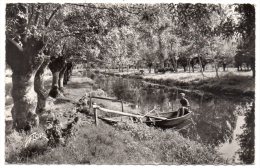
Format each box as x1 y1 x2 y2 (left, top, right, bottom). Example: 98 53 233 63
143 107 157 117
143 115 167 120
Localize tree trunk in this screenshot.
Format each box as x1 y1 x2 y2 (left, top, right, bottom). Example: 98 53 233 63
34 59 50 115
158 28 167 69
64 62 73 85
49 72 60 98
121 64 124 72
188 59 191 73
170 58 178 72
215 63 220 79
64 70 68 85
198 57 205 78
6 38 45 131
11 73 39 130
175 60 178 72
59 65 67 92
48 57 66 98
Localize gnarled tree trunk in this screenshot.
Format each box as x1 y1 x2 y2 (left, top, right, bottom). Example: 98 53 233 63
34 59 50 115
48 56 66 98
11 73 39 130
6 38 44 131
64 62 73 85
59 65 67 92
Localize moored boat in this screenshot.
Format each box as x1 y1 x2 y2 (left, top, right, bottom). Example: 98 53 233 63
99 110 193 129
144 110 193 128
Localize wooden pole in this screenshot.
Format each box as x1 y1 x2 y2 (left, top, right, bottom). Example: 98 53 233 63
97 106 167 120
89 96 92 110
93 103 98 126
89 96 123 103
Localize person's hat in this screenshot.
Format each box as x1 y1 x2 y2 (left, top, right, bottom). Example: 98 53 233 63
180 93 185 96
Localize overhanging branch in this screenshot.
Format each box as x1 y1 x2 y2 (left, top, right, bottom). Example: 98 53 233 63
45 5 62 27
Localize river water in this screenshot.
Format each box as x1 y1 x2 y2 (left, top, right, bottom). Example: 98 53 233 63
91 73 254 164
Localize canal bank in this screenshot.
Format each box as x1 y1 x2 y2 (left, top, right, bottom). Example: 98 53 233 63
5 71 227 164
92 69 255 99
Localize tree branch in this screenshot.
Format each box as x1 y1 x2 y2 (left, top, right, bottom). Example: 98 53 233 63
49 34 77 50
7 38 24 53
6 38 24 68
28 4 34 26
34 4 42 26
45 5 62 27
61 43 66 55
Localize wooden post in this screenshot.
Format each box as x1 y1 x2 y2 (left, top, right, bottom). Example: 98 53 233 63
121 100 124 112
89 96 92 110
94 108 98 126
93 104 98 126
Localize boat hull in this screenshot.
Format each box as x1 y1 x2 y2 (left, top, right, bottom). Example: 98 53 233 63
147 111 193 128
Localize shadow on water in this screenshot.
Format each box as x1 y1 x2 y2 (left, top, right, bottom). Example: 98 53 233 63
91 74 254 164
236 102 255 164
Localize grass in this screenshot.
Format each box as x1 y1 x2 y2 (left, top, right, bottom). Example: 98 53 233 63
5 69 226 164
195 72 254 97
5 121 226 164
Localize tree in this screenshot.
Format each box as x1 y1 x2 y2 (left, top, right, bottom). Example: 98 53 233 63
6 3 124 130
235 4 255 77
6 3 63 130
136 29 158 73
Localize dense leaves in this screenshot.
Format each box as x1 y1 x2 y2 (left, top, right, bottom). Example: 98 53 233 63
6 3 255 73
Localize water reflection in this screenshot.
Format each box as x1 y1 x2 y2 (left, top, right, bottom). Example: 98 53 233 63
236 102 255 164
92 74 253 164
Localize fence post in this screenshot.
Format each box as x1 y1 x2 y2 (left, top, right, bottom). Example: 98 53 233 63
89 96 92 110
93 103 98 126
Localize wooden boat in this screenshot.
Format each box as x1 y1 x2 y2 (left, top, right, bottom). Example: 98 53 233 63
99 110 193 129
144 110 193 128
91 97 193 129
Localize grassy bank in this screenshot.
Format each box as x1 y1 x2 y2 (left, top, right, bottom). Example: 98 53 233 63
6 121 226 164
5 71 226 164
96 68 254 98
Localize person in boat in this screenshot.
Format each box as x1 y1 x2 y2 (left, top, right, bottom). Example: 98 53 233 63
178 93 190 117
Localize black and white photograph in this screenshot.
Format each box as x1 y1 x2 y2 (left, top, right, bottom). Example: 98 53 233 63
2 0 258 166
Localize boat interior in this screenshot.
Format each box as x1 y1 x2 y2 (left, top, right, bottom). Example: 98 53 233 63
160 109 190 118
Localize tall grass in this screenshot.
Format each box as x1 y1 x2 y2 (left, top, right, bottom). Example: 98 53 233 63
6 120 225 164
